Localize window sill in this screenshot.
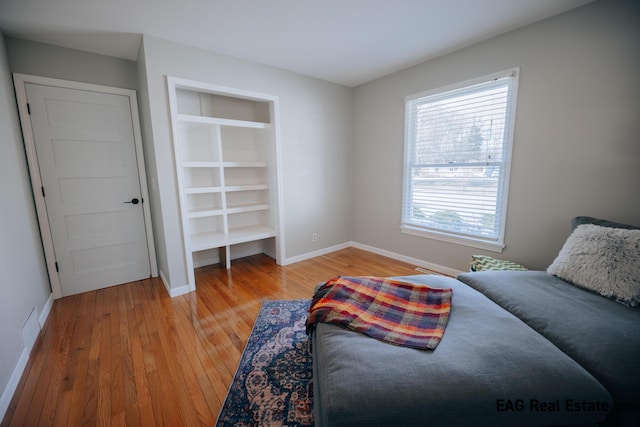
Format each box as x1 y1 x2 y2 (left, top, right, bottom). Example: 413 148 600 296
400 225 505 253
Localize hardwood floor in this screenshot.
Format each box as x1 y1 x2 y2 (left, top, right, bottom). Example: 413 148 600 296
2 248 433 426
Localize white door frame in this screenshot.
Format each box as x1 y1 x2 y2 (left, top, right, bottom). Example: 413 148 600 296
13 73 158 299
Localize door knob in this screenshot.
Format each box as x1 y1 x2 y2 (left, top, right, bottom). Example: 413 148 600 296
124 198 140 205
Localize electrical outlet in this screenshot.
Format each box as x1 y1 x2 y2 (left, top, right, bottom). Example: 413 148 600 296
312 233 318 242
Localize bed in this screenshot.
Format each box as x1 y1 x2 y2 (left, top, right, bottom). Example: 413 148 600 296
311 217 640 426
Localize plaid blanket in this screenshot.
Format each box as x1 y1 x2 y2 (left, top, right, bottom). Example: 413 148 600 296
306 276 452 350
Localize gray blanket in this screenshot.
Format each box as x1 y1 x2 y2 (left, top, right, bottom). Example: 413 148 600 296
313 275 612 427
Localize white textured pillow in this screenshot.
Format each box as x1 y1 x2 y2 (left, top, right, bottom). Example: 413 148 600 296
547 224 640 306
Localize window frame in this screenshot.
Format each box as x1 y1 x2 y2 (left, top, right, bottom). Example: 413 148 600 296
400 68 520 252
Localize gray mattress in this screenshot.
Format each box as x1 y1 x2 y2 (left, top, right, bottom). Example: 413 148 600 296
457 270 640 424
312 275 613 427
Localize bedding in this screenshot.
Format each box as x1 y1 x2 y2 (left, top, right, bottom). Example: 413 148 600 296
306 275 452 350
457 270 640 425
312 216 638 426
312 274 613 427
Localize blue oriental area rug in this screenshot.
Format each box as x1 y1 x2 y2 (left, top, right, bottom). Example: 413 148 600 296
216 300 314 427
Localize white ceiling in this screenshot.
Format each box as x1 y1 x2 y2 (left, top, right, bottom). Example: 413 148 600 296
0 0 594 87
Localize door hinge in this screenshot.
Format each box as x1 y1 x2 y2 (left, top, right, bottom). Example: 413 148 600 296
55 262 59 272
41 186 45 197
27 103 31 115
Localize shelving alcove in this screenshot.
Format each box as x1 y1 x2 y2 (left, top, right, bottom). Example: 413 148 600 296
167 77 283 291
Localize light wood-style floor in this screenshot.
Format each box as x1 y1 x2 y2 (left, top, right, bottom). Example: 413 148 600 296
1 248 433 426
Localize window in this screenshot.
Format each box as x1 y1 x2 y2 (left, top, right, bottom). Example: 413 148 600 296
401 69 519 251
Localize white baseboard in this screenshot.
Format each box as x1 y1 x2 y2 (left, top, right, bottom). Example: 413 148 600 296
282 241 462 277
39 293 54 327
0 347 29 420
1 292 55 421
350 242 463 277
168 285 190 298
159 270 190 298
281 242 352 265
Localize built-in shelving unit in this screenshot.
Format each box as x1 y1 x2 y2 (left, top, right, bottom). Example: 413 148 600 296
167 77 283 291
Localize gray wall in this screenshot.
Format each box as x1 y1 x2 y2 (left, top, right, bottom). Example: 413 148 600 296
137 35 353 291
6 37 138 90
0 33 51 408
352 0 640 271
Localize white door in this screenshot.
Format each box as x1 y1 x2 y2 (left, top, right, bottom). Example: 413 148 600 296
25 83 151 296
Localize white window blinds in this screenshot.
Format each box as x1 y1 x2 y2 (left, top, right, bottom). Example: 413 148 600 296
401 69 519 250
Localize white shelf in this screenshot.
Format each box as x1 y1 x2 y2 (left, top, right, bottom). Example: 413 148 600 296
183 161 221 168
182 161 267 168
188 203 267 218
184 184 269 194
187 207 225 218
226 203 269 214
226 224 276 245
225 184 268 192
185 186 223 194
191 225 275 251
178 114 271 129
223 162 267 168
169 76 281 281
